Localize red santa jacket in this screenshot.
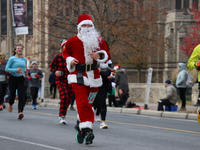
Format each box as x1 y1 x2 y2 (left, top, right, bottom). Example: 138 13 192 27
62 35 111 88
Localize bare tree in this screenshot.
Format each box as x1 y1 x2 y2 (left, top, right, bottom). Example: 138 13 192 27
33 0 166 82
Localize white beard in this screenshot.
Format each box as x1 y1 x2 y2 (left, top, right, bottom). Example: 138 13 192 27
77 27 101 64
79 27 100 53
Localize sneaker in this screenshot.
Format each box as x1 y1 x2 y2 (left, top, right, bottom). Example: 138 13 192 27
74 120 84 144
32 105 36 110
70 106 75 111
95 115 101 122
59 116 66 124
197 108 200 124
100 122 108 129
8 105 13 112
18 112 24 120
0 105 3 111
82 128 95 145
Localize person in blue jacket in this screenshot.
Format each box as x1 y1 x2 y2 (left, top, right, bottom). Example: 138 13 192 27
5 44 27 120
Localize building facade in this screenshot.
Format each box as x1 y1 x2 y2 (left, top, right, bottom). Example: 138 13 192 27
0 0 198 85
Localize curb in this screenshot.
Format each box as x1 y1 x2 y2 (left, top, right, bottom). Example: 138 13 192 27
38 102 197 121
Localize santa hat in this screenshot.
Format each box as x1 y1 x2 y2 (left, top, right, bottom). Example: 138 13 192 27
114 65 120 70
31 60 37 66
77 14 94 30
60 39 67 47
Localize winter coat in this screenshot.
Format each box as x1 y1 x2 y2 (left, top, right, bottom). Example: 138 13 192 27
115 69 129 93
176 63 187 88
28 68 43 88
187 44 200 82
163 84 178 105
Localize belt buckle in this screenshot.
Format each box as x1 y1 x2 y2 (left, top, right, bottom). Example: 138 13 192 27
86 64 92 72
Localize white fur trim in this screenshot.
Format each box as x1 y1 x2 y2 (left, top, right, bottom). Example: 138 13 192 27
79 121 93 130
67 74 102 88
66 57 76 72
95 50 108 63
107 59 112 64
77 20 94 31
99 62 109 69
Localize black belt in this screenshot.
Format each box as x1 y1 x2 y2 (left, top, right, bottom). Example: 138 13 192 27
76 63 97 72
76 63 97 85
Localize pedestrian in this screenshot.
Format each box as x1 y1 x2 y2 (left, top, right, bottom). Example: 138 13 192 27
50 39 73 124
176 62 187 111
93 63 111 129
114 65 129 106
0 52 8 111
107 77 117 107
48 72 56 99
70 92 76 111
187 44 200 106
5 44 27 120
157 80 178 111
24 69 29 104
28 61 43 109
62 14 111 145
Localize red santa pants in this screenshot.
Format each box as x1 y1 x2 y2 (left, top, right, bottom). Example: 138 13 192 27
72 83 99 129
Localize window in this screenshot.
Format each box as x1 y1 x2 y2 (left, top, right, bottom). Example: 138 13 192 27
193 0 199 9
184 0 189 9
27 0 33 35
176 0 182 9
1 0 7 35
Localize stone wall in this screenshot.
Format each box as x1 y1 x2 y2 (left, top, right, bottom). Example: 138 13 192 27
42 82 199 105
128 83 165 103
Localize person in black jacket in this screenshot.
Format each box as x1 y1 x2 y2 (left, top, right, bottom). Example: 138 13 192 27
114 65 129 107
48 72 56 99
93 63 112 129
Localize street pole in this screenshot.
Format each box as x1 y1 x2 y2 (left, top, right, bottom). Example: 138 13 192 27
144 68 153 109
10 0 15 53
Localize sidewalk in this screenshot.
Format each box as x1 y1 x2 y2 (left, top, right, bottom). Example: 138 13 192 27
37 98 198 121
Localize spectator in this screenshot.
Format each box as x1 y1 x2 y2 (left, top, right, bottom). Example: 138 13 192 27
107 77 117 107
50 39 73 124
114 65 129 107
176 63 187 111
116 89 129 107
0 52 8 111
28 61 43 109
49 72 56 99
157 80 178 111
5 44 27 120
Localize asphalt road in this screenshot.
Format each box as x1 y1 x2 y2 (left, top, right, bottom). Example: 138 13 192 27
0 104 200 150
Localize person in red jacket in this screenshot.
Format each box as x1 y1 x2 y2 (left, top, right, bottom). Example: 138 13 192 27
62 14 111 145
50 39 73 124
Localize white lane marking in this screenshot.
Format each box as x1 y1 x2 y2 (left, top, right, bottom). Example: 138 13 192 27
0 135 65 150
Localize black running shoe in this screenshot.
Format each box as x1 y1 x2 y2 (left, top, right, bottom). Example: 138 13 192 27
82 128 95 145
74 120 84 144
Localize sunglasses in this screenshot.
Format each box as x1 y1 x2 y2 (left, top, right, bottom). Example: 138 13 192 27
0 56 5 59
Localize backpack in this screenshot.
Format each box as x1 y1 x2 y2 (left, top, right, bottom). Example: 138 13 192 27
186 72 193 88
